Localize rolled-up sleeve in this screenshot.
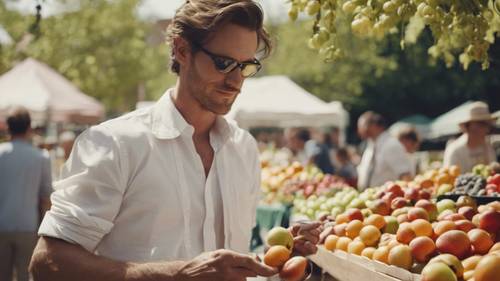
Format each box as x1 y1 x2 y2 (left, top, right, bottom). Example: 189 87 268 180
38 125 128 252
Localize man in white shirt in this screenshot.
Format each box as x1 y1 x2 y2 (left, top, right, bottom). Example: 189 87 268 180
29 1 320 281
357 111 413 190
443 101 497 173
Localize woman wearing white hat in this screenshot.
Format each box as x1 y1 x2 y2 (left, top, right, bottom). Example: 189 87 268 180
443 101 497 173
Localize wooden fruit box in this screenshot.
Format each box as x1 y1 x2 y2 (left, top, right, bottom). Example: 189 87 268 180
308 246 421 281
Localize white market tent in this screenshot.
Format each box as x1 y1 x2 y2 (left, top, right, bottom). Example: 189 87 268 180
389 114 432 139
0 58 105 125
227 75 348 130
428 101 483 139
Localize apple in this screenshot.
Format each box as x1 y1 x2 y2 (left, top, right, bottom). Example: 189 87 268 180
266 227 294 250
437 199 456 214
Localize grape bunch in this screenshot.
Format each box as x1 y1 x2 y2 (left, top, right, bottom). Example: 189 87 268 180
288 0 500 69
454 173 487 196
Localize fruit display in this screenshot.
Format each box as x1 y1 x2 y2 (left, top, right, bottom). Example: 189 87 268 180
263 227 309 281
315 191 500 281
288 0 500 70
445 163 500 198
261 161 351 204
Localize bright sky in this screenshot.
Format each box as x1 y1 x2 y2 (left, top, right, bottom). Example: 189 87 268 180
6 0 290 21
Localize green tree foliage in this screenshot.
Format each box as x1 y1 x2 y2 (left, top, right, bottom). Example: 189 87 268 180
0 0 176 113
263 18 499 134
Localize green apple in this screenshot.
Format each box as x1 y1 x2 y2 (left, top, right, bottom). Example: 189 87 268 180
383 216 399 234
437 199 456 214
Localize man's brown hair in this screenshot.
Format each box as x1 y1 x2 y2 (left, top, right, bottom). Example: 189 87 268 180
166 0 272 74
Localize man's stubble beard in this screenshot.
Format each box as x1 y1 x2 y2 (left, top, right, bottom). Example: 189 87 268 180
187 64 237 115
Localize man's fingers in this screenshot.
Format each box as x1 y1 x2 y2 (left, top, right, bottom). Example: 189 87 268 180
231 253 278 277
232 267 258 278
294 232 320 245
319 226 334 244
294 241 318 256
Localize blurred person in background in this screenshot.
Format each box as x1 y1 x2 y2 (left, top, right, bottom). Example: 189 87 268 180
0 107 52 281
285 127 335 174
397 126 421 176
335 147 357 187
30 1 320 281
357 111 412 190
443 101 497 173
322 127 340 170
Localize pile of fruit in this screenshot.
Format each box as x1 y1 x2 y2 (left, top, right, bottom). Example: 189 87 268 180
446 163 500 197
261 162 351 204
263 227 309 281
319 190 500 281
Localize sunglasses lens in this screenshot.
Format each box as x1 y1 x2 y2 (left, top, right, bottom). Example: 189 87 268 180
213 57 237 73
241 63 260 77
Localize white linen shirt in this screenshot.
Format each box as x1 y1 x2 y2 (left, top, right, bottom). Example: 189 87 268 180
357 131 412 189
443 134 496 173
38 90 261 262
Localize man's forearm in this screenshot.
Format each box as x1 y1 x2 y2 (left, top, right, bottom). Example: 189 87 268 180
30 236 186 281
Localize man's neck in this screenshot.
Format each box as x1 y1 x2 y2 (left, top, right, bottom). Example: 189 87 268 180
466 133 486 149
172 82 217 137
10 134 29 142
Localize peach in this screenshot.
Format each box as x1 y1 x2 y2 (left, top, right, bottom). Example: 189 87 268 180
411 219 433 237
345 208 364 222
388 245 413 270
264 245 291 267
324 234 339 251
438 209 455 221
347 240 365 255
458 206 477 221
468 229 494 255
336 237 352 251
462 255 482 271
335 213 349 224
479 210 500 234
436 230 471 259
397 214 410 224
391 197 410 210
364 214 386 230
279 256 308 281
346 220 364 239
397 225 416 244
455 220 476 233
421 262 457 281
474 254 500 281
433 221 456 236
429 254 464 278
333 223 347 237
443 213 467 221
372 246 390 264
489 242 500 253
370 199 391 216
415 199 438 221
359 225 381 247
456 195 477 209
408 207 430 222
361 247 376 259
410 236 436 263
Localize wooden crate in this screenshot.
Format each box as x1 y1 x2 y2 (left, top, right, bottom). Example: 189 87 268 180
308 246 421 281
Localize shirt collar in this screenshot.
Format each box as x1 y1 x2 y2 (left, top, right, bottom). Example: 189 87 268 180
151 89 233 145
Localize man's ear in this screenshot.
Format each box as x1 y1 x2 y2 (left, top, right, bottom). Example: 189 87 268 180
173 37 192 68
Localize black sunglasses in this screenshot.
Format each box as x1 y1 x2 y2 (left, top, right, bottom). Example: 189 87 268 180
192 43 262 77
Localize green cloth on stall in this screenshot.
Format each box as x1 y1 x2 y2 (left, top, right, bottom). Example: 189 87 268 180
250 203 292 251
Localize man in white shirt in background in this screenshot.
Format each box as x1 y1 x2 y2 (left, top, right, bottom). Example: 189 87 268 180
443 101 497 173
357 111 413 190
29 1 320 281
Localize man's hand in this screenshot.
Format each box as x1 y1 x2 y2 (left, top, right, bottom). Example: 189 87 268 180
288 221 322 256
174 249 277 281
